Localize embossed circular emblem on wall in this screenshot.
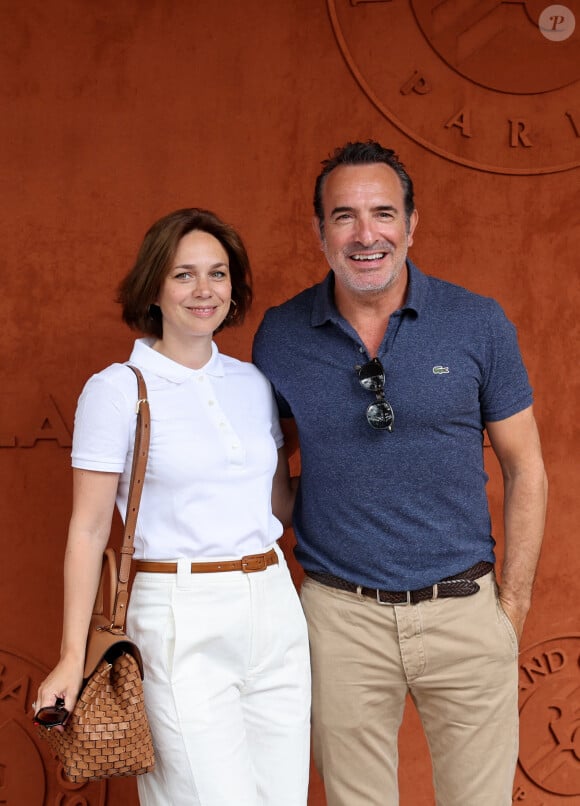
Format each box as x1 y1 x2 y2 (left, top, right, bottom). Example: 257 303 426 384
0 648 106 805
514 636 580 802
327 0 580 174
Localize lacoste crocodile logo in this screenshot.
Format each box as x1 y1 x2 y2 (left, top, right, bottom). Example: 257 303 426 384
433 366 450 374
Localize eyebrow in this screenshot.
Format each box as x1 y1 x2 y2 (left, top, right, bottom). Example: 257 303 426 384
330 204 398 217
173 261 229 270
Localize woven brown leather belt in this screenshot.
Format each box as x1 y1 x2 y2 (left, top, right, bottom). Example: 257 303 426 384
135 548 279 575
307 560 494 605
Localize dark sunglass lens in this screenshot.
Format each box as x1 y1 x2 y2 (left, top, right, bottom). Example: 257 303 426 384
358 361 385 392
34 704 69 727
366 400 394 431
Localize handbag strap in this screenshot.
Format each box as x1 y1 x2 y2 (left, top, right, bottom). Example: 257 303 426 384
110 365 150 631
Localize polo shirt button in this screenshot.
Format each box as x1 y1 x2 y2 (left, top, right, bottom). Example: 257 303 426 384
197 376 205 382
208 400 215 406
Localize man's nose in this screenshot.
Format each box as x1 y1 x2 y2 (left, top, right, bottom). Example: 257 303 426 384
353 216 377 245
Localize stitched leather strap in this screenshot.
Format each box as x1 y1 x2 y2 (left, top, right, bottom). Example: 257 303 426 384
110 366 150 630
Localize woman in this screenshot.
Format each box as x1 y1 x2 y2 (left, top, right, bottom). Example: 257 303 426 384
34 208 311 805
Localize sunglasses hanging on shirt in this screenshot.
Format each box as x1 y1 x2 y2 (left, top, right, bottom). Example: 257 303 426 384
356 358 395 432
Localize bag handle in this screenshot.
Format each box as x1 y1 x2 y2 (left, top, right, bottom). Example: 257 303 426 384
110 365 150 631
92 547 118 621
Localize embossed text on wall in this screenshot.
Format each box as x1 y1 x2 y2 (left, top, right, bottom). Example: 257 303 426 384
329 0 580 173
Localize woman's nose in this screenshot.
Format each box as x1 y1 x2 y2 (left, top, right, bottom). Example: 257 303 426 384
194 276 212 296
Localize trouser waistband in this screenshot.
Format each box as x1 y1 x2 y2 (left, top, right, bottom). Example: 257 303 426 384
307 560 494 605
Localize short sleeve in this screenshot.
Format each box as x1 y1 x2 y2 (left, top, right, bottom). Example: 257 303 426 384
253 313 294 419
71 373 133 472
269 390 284 449
480 301 533 422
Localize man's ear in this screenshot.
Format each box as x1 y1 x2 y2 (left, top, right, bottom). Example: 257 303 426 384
407 208 419 247
312 216 324 249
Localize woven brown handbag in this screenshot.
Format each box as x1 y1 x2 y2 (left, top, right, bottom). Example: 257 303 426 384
37 365 155 782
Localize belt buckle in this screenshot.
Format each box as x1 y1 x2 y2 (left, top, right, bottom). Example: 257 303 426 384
241 553 267 573
376 589 411 606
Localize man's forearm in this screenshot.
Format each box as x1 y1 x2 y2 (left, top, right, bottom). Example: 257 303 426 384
498 462 548 637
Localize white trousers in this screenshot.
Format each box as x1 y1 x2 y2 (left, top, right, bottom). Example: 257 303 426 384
126 544 311 806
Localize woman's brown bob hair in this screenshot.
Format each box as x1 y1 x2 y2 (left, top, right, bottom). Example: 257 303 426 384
118 208 253 339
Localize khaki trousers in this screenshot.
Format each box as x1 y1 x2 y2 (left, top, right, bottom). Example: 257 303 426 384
301 572 519 806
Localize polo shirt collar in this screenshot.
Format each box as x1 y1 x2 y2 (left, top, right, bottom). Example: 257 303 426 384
311 260 428 326
405 260 428 315
128 338 225 382
311 273 338 327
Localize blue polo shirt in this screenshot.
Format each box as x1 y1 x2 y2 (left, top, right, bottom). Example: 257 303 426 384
253 261 533 590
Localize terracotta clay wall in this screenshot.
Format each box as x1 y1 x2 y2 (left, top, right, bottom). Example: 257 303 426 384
1 1 579 803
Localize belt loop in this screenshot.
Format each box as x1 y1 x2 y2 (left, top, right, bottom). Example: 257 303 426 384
177 557 191 588
431 583 439 601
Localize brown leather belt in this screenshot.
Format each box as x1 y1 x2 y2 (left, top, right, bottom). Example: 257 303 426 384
307 560 494 605
135 548 279 575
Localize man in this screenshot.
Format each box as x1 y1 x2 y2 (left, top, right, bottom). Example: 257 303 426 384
253 141 547 805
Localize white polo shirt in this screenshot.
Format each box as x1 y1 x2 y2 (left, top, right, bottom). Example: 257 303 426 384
72 338 284 559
